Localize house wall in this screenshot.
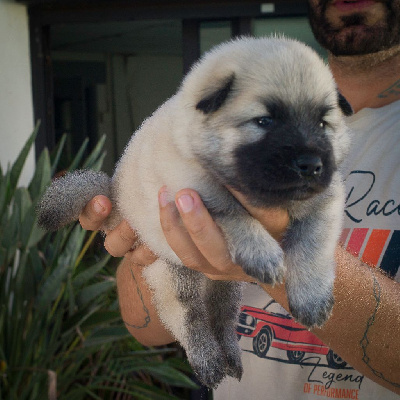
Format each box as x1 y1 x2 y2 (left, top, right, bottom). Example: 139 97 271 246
0 0 34 186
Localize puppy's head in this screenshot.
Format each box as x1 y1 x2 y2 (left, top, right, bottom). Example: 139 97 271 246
180 36 351 206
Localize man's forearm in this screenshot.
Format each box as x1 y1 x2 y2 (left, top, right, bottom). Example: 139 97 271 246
261 246 400 395
116 257 175 346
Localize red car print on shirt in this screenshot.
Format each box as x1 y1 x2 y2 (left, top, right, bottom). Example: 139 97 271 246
236 300 347 369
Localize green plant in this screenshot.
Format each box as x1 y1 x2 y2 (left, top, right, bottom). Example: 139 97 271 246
0 125 197 399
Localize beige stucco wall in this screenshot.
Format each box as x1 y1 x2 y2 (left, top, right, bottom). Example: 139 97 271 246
0 0 34 186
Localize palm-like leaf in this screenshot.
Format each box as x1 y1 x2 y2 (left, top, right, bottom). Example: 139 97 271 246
0 128 196 399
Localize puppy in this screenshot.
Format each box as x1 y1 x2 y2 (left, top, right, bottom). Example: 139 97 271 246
37 36 352 388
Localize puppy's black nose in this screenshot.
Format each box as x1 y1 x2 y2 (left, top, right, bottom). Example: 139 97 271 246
294 155 323 177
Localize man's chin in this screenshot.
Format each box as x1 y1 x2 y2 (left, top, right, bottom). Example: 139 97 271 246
327 25 378 55
309 0 400 56
327 25 398 56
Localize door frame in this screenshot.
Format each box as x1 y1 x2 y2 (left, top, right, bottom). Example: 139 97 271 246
25 0 308 156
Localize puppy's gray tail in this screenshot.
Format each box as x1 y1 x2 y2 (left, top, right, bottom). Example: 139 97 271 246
37 170 112 231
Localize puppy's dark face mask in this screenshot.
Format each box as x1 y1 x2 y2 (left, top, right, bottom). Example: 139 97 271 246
233 98 336 206
196 76 352 207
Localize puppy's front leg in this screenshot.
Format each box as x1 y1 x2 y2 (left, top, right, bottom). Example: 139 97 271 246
216 212 285 285
283 190 343 328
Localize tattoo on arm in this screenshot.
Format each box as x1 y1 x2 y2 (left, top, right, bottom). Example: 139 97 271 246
360 269 400 388
377 79 400 99
122 268 151 329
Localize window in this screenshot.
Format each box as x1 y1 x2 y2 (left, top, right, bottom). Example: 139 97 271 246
27 1 312 170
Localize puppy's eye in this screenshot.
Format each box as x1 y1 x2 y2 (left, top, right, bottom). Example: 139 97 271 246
255 116 273 127
319 120 327 129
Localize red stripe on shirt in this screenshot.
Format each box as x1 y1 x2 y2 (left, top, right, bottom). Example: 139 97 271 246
361 229 391 267
346 228 369 256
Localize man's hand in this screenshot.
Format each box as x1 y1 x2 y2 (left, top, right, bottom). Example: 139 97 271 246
158 186 289 281
79 187 289 281
79 195 156 263
79 188 290 281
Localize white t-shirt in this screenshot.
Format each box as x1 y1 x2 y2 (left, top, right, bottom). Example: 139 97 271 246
214 101 400 400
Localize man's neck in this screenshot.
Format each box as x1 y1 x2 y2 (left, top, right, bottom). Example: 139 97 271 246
328 46 400 113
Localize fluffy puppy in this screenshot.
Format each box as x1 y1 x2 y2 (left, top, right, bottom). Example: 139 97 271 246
37 36 352 388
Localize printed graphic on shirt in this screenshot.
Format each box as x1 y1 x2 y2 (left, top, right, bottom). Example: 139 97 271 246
340 228 400 278
343 169 400 279
236 300 364 399
344 170 400 225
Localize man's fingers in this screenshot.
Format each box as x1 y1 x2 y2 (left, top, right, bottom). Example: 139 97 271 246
172 189 242 275
104 220 139 257
79 195 112 231
127 244 158 266
79 195 140 258
159 187 221 274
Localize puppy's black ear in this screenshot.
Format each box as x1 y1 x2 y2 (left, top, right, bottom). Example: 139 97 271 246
196 75 235 114
337 91 353 116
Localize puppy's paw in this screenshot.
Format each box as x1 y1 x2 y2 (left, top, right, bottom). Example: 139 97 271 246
287 282 334 328
234 237 285 285
188 348 227 389
226 355 243 381
224 345 243 382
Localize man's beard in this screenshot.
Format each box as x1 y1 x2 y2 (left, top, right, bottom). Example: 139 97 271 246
308 0 400 56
